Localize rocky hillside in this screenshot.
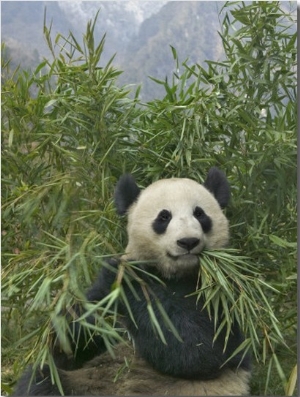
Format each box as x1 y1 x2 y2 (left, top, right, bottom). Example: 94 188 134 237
118 1 223 100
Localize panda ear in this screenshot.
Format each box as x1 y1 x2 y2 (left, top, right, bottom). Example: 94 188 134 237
203 167 230 209
114 174 141 215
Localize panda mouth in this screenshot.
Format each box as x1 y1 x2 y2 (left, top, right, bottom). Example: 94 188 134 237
167 252 199 261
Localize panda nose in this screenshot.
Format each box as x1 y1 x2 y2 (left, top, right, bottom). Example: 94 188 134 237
177 238 200 251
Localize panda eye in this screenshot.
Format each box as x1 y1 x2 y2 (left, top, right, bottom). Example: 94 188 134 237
158 209 172 222
194 206 212 234
193 206 205 220
152 210 172 235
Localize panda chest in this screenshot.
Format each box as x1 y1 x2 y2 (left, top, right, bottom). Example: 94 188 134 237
166 279 201 310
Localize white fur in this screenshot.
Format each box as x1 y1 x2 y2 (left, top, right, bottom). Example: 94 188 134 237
123 178 229 278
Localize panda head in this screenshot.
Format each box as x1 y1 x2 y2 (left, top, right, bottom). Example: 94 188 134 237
114 167 230 278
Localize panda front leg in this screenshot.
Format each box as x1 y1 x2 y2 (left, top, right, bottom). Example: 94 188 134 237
12 365 62 396
56 258 125 369
12 259 121 396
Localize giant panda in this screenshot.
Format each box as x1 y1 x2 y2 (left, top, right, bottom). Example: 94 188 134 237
13 167 251 396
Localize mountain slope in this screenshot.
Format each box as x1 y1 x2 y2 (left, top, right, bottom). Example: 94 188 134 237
117 1 224 100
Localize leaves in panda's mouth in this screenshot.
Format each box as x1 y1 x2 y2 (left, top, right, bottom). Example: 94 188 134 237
189 248 284 365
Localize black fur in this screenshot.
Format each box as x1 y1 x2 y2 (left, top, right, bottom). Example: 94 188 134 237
204 167 230 209
114 174 140 215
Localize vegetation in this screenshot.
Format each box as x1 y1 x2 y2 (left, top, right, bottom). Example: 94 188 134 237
1 1 296 396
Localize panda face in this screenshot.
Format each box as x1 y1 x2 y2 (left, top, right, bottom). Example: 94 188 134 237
123 178 229 278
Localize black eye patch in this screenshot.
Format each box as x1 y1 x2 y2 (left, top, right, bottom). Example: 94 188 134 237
152 209 172 235
193 206 212 233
